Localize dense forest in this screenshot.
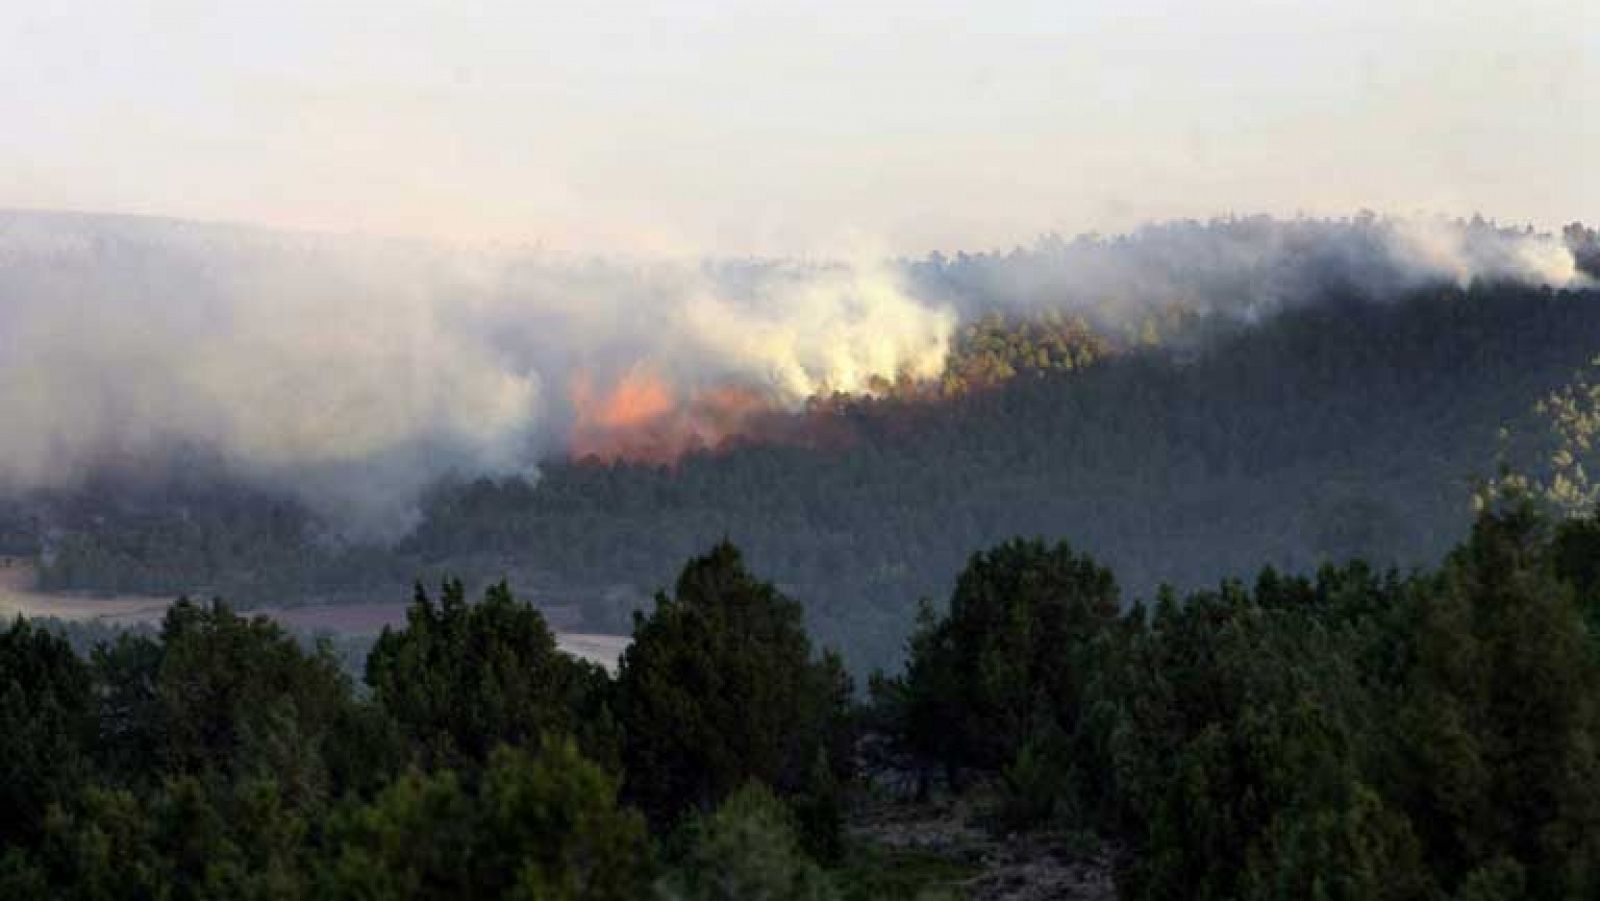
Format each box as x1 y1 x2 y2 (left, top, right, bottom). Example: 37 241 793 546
25 271 1600 669
5 491 1600 898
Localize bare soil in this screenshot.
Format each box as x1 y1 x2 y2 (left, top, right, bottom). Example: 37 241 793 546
848 790 1117 900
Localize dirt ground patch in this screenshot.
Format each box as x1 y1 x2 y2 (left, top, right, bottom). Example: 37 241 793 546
848 793 1116 900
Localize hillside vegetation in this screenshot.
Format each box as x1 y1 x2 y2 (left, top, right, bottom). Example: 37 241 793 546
6 495 1600 897
29 276 1600 669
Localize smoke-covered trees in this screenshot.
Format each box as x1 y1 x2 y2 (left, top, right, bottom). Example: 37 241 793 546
933 310 1110 396
615 541 853 835
1566 222 1600 280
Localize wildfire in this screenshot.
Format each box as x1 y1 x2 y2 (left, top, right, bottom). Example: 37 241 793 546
568 363 783 465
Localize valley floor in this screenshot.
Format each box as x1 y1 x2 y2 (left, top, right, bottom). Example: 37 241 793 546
0 559 630 670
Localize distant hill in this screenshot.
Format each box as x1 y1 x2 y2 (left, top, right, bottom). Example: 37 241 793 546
29 275 1600 668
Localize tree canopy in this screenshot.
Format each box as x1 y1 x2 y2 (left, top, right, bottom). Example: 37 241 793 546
616 541 852 833
366 579 616 767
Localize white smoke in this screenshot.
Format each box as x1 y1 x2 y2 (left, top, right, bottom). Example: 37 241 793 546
0 210 1588 537
678 262 954 398
1392 217 1581 287
0 212 957 535
0 215 542 536
910 213 1590 328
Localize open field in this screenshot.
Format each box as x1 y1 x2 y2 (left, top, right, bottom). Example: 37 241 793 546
0 561 170 624
0 560 629 670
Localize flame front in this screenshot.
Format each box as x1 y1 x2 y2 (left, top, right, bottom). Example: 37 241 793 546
568 363 782 465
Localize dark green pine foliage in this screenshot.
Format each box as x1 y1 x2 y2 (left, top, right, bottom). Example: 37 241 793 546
321 738 653 900
86 630 167 788
1551 514 1600 640
152 599 352 794
30 774 313 900
664 782 841 901
1087 571 1429 901
365 578 617 768
895 538 1119 774
0 618 93 852
6 507 1600 898
883 504 1600 900
5 600 369 899
615 541 854 830
1390 500 1600 897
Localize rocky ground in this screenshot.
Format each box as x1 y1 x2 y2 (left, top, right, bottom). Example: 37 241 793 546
845 786 1116 900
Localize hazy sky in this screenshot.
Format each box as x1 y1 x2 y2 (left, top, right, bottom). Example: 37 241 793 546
3 1 1594 255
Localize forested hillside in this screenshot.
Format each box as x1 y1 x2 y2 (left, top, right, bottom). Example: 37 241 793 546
28 275 1600 668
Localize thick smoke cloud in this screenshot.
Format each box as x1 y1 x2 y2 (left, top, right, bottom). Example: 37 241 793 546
0 212 953 536
0 214 540 536
679 262 954 398
0 210 1586 538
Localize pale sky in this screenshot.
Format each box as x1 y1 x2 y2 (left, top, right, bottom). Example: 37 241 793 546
2 0 1595 255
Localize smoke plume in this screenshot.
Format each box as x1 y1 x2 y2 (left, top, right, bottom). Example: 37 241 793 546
908 213 1589 329
0 212 954 535
0 209 1586 537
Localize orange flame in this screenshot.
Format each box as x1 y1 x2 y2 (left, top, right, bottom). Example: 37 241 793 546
574 364 676 431
568 363 784 465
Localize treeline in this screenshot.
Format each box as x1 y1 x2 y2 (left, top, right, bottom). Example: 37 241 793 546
32 279 1600 671
2 543 853 898
7 497 1600 897
877 497 1600 898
